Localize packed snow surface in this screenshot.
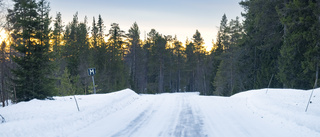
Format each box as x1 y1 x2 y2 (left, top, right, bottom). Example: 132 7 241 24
0 88 320 137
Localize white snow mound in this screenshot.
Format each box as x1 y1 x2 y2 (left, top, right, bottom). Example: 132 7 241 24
0 88 319 137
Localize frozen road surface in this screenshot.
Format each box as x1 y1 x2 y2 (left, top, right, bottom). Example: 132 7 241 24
0 89 320 137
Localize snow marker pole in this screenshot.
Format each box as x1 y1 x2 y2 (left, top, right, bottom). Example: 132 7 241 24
306 82 316 112
0 114 5 123
305 63 318 112
74 95 80 112
266 74 274 94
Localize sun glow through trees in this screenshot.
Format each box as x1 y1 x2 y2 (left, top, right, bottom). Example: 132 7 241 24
0 29 7 43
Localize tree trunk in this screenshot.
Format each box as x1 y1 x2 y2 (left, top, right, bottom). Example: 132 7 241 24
159 62 164 93
177 69 180 92
192 70 195 91
1 62 4 107
231 50 233 95
282 0 288 88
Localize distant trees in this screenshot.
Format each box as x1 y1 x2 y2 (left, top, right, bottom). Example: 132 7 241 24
208 0 320 96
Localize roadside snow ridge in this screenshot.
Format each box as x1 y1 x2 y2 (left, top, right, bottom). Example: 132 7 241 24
0 88 319 137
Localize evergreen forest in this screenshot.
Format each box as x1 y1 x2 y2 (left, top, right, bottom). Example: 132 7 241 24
0 0 320 105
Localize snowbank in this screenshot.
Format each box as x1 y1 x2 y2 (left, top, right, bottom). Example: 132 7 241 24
232 88 320 134
0 88 139 137
0 88 319 137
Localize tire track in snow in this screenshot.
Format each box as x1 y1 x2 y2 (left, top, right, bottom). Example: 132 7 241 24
173 94 207 137
110 96 162 137
110 106 157 137
71 94 140 135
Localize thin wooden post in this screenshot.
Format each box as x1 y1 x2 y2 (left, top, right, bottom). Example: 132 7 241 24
266 74 274 94
306 63 318 112
74 95 80 112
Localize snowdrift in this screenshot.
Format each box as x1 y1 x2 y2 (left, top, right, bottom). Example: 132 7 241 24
0 88 319 137
0 89 139 137
232 88 320 134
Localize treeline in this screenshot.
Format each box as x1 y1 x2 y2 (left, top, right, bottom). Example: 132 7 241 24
1 0 320 106
212 0 320 96
237 0 320 91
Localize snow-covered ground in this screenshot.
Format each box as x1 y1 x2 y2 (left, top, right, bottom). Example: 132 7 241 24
0 88 319 137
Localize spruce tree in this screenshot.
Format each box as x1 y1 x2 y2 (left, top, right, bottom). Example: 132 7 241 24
7 0 55 101
213 16 243 96
97 15 105 46
59 67 73 96
64 12 80 77
63 13 90 94
211 14 227 95
91 15 108 93
77 17 91 94
52 12 63 57
52 12 64 93
239 0 283 90
278 0 319 89
91 17 98 48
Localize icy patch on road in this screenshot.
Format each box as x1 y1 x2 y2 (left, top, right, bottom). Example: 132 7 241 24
174 101 205 137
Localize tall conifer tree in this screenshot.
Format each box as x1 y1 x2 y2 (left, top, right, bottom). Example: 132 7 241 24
107 23 127 91
7 0 55 101
278 0 319 89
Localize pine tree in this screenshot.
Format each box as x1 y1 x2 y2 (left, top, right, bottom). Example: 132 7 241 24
126 22 141 92
106 23 128 91
185 39 196 92
192 30 209 94
152 33 167 93
144 29 169 93
0 41 7 106
172 36 185 92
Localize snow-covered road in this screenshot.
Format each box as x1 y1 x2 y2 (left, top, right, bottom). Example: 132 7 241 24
73 93 207 137
0 89 320 137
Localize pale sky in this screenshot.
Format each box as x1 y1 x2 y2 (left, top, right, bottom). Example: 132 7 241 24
2 0 244 50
